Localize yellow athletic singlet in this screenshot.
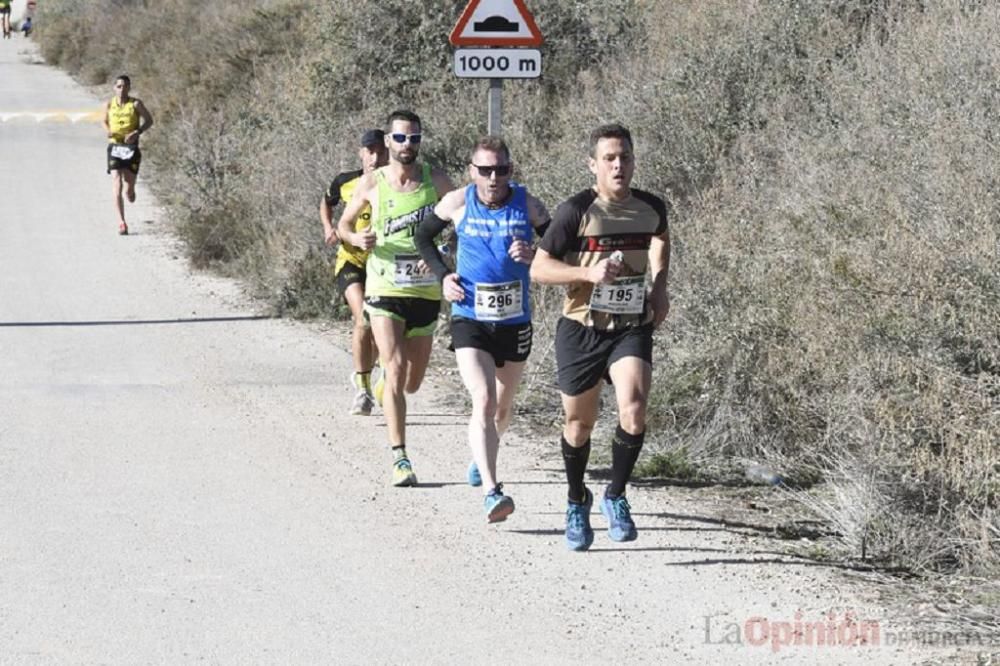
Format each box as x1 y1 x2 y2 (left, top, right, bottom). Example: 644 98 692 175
334 176 373 274
107 97 139 144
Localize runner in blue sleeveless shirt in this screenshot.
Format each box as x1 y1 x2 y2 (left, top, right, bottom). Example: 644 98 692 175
416 136 550 523
449 180 533 325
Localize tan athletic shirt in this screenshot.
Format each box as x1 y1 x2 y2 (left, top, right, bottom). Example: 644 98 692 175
539 187 668 331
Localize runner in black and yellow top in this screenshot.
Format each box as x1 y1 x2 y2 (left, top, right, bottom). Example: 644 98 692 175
0 0 12 39
102 75 153 235
320 129 389 417
531 123 671 551
337 110 455 487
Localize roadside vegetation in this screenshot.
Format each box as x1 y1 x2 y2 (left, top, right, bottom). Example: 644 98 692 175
35 0 999 580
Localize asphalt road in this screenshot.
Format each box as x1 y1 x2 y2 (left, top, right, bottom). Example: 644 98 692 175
0 40 944 665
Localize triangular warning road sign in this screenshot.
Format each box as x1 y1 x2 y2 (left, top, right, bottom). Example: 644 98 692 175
450 0 543 47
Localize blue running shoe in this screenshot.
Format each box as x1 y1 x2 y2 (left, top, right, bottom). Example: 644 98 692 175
484 484 515 523
565 488 594 551
467 461 482 487
600 489 638 542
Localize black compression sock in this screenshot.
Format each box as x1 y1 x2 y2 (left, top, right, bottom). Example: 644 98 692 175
608 425 645 497
561 436 591 503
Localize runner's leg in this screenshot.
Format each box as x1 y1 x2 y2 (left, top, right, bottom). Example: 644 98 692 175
369 314 408 446
606 356 651 495
111 170 126 226
559 384 600 547
592 355 651 542
402 333 433 395
492 359 527 499
455 348 499 492
561 384 601 501
344 282 374 376
562 383 601 446
123 167 137 203
494 360 526 438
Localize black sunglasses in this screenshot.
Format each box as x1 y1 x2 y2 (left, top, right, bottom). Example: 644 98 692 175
390 133 422 144
472 164 512 177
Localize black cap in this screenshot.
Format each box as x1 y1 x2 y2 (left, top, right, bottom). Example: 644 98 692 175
360 129 385 148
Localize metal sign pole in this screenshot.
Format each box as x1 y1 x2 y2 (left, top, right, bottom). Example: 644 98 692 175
450 0 543 138
487 78 502 136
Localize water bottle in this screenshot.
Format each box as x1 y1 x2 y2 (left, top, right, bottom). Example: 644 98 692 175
744 463 783 486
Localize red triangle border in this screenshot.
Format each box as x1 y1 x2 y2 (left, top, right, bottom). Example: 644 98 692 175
449 0 544 47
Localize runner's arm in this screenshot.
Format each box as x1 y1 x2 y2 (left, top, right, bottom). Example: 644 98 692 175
509 192 550 265
320 174 350 246
530 198 616 285
135 100 153 136
319 196 338 246
101 100 112 138
648 227 671 327
649 228 670 290
336 174 376 249
526 193 551 238
124 100 153 144
415 189 463 281
530 249 591 285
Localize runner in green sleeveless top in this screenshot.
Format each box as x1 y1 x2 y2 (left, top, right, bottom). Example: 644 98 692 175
337 110 455 487
365 161 442 302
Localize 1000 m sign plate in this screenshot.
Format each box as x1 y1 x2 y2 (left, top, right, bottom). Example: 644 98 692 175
453 48 542 79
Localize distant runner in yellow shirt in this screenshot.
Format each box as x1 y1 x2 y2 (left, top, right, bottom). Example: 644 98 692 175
319 129 389 416
102 75 153 236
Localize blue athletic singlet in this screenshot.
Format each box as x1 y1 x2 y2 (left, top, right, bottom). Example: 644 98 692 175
452 183 532 324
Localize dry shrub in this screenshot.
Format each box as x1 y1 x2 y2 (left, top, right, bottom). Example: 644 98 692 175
651 0 1000 571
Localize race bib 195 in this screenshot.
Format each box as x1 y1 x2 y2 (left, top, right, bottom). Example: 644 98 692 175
589 275 645 314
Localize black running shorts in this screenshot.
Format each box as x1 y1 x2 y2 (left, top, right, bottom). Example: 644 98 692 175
364 295 439 337
555 317 653 396
336 261 366 297
107 143 142 174
450 316 532 368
